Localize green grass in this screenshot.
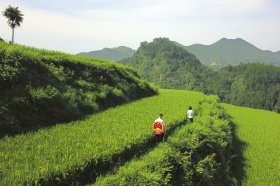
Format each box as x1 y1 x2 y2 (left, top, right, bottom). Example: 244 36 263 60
1 87 278 185
0 41 157 137
93 95 235 186
0 89 205 185
222 104 280 186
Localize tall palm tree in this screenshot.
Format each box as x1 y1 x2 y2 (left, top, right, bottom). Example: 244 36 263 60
2 5 24 44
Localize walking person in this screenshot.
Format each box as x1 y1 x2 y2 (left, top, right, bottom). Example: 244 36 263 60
187 106 194 122
153 113 165 144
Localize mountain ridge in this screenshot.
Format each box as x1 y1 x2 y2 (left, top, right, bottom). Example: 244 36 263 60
77 38 280 68
175 38 280 68
76 46 135 61
118 37 280 114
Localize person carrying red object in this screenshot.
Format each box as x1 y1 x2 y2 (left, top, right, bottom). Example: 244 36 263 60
153 113 165 144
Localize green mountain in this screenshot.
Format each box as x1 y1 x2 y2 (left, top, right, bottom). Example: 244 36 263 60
118 37 280 113
118 37 214 91
174 38 280 69
77 38 280 68
76 46 135 61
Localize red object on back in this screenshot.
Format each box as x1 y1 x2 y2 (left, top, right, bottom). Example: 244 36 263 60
153 122 163 135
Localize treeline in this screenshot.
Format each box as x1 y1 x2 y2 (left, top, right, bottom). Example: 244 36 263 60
210 63 280 112
0 41 157 138
119 37 280 113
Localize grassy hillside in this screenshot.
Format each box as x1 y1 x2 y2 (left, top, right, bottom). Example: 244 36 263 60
222 103 280 185
93 93 237 186
1 80 278 185
0 41 157 138
0 89 237 185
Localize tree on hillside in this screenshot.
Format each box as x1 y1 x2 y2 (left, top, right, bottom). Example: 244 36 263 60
2 5 24 44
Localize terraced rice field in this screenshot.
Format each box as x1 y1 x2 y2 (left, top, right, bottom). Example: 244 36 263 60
222 103 280 186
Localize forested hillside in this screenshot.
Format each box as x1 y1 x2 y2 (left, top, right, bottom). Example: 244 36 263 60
0 41 157 138
210 63 280 113
118 37 280 113
175 38 280 68
119 37 215 92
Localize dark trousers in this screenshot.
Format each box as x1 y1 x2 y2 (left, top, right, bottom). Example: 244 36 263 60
155 133 164 143
188 118 193 122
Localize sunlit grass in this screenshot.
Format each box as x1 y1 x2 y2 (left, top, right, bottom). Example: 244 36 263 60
0 89 205 185
222 103 280 186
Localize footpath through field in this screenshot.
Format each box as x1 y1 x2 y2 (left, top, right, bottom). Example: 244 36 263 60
92 94 236 186
0 89 205 185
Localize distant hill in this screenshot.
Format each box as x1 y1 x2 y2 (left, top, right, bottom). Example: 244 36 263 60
174 38 280 69
118 37 214 91
76 46 135 61
77 38 280 68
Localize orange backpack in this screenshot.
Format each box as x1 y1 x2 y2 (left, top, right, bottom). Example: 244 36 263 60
153 121 164 135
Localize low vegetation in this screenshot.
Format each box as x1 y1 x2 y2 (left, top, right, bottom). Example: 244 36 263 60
0 41 157 138
0 90 205 185
94 95 236 186
0 89 238 185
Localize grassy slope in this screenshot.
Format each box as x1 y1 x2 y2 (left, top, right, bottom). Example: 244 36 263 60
0 89 235 185
93 93 235 186
0 42 157 138
0 89 205 185
222 103 280 185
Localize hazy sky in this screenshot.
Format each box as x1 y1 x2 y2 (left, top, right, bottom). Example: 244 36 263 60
1 0 280 54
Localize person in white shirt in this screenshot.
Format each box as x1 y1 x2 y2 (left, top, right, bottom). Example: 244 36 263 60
153 113 165 143
187 106 194 122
